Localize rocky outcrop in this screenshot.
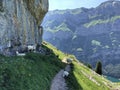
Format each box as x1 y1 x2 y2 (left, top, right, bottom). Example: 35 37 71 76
0 0 48 55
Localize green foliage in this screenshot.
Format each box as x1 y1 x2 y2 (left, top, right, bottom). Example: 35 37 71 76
0 42 118 90
66 64 83 90
87 64 92 69
0 46 65 90
46 22 71 33
84 15 120 28
43 41 66 59
111 16 120 22
67 61 111 90
84 19 108 28
95 61 102 75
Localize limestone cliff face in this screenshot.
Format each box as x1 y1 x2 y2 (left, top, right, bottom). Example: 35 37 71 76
0 0 48 55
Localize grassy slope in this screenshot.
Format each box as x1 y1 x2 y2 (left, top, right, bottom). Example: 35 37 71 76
44 42 120 90
0 45 65 90
0 42 119 90
84 15 120 28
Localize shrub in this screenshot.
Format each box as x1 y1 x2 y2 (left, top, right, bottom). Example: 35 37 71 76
95 61 102 75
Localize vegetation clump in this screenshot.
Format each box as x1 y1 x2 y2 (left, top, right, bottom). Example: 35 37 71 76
0 44 65 90
95 61 102 75
0 42 119 90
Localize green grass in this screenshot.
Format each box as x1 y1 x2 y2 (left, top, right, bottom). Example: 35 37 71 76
46 22 71 33
43 41 67 60
73 62 109 90
0 42 119 90
0 45 65 90
66 60 120 90
44 42 120 90
84 15 120 28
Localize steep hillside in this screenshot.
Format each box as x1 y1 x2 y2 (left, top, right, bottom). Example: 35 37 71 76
42 0 120 78
0 43 65 90
0 42 119 90
44 42 120 90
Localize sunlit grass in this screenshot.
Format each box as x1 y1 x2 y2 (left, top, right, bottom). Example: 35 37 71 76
0 41 119 90
43 41 66 60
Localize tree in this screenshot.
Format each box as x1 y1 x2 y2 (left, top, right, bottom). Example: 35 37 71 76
87 64 92 69
95 61 102 75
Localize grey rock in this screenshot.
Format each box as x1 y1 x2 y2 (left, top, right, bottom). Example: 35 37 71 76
0 0 48 55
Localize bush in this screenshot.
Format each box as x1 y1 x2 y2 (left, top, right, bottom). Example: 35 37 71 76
87 64 92 69
95 61 102 75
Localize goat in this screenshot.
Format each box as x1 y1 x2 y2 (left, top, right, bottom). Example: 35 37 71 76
27 45 36 52
63 70 69 78
16 51 25 56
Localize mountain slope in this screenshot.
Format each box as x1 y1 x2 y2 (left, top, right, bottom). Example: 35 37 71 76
42 0 120 78
0 44 65 90
44 42 120 90
0 41 119 90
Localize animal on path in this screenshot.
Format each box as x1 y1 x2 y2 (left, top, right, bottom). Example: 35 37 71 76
16 51 26 56
63 70 69 78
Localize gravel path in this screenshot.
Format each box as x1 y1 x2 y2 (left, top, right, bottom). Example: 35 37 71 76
50 65 70 90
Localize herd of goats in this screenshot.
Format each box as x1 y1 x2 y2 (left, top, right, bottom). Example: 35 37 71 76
16 45 36 56
15 45 37 56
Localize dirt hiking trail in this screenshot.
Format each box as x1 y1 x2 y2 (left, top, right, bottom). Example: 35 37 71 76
50 65 71 90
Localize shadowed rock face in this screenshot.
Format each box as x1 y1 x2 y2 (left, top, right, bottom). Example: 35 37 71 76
0 0 48 55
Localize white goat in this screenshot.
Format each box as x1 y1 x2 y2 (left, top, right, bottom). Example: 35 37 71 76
63 70 69 78
16 51 26 56
27 45 36 52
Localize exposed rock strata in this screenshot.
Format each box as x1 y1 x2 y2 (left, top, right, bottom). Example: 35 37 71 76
0 0 48 55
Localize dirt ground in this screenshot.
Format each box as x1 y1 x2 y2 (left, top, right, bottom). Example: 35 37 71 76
50 65 70 90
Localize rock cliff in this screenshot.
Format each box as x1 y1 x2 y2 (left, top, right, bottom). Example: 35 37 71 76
0 0 48 55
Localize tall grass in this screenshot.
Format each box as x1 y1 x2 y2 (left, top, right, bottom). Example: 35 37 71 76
0 46 65 90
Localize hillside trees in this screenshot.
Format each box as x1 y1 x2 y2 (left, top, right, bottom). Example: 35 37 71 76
95 61 102 75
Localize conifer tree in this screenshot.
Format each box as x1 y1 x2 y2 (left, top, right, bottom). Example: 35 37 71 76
95 61 102 75
87 64 92 69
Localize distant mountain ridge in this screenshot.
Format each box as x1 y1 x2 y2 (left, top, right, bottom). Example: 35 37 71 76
42 0 120 78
